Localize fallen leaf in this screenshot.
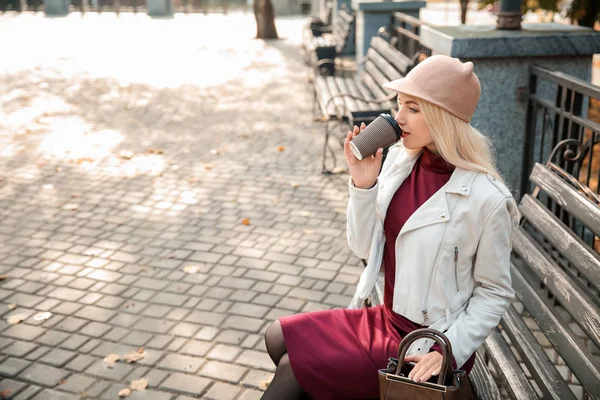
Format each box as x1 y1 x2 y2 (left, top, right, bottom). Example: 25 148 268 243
183 265 199 274
7 315 26 325
80 392 89 399
130 378 148 391
124 350 146 363
187 177 199 183
119 150 134 159
103 353 120 367
75 157 95 165
56 167 62 172
259 375 274 390
118 388 131 397
290 182 300 188
146 148 164 155
241 218 250 226
330 167 345 174
334 207 345 213
71 192 82 198
0 275 7 281
42 184 54 190
136 347 144 354
62 203 79 211
33 311 52 321
7 304 16 310
57 379 67 385
210 149 219 155
277 145 285 152
203 163 215 170
0 390 12 397
304 230 314 235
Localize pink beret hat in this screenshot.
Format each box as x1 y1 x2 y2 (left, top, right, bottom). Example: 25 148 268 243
383 55 481 122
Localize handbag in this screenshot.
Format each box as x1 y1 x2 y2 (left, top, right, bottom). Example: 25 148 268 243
377 328 474 400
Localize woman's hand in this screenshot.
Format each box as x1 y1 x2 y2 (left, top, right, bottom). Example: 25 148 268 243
343 123 383 189
404 351 443 383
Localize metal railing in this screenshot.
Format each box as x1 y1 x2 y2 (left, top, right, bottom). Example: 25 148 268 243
389 12 432 61
522 64 600 251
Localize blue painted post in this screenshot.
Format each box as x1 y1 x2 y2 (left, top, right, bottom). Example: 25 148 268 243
147 0 173 16
44 0 69 15
351 0 425 61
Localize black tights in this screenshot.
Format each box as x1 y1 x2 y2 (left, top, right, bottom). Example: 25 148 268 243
262 320 309 400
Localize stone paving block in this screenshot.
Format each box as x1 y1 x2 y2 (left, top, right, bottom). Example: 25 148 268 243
237 349 275 371
64 354 96 372
204 382 241 400
227 303 270 319
23 346 51 361
0 357 31 377
221 316 264 333
158 354 204 373
2 325 46 341
1 341 38 357
12 384 42 400
132 317 176 334
159 372 211 397
199 360 248 383
73 306 115 323
19 363 69 387
38 348 77 367
0 379 28 399
238 389 263 400
55 373 95 393
84 359 134 381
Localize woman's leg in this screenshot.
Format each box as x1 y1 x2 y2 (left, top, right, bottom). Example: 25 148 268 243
265 320 287 366
261 354 304 400
263 320 307 399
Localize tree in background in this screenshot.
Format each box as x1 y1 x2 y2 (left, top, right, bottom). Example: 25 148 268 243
476 0 599 28
254 0 279 39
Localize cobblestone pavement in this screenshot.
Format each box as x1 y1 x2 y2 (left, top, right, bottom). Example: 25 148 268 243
0 12 361 399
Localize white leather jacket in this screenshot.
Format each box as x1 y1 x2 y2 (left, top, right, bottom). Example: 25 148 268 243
347 143 518 368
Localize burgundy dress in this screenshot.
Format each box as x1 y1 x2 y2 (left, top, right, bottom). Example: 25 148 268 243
279 148 476 400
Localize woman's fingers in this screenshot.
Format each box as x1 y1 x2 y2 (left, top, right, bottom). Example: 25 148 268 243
344 131 358 166
360 122 366 132
352 125 359 138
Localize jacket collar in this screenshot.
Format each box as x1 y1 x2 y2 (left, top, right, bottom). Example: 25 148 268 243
378 146 480 236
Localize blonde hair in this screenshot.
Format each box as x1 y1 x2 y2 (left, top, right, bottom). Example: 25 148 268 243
416 99 507 185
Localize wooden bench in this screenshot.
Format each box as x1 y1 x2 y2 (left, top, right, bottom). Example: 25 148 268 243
303 6 355 76
368 139 600 399
313 27 424 173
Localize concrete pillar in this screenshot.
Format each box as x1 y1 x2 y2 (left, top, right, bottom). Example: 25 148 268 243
419 23 600 196
351 0 425 62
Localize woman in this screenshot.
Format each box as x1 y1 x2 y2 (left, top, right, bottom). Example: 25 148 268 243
261 55 519 400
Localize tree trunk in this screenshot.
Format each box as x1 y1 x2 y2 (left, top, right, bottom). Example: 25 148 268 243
460 0 469 24
578 0 598 27
254 0 279 39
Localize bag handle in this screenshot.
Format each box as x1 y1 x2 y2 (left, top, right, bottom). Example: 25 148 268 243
395 328 454 386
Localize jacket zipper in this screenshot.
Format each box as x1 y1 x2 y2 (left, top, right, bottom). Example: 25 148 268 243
454 246 459 293
420 199 462 325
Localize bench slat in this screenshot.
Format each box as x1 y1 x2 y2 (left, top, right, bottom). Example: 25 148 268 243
345 78 379 111
501 306 576 400
364 60 393 91
513 228 600 349
325 76 347 116
469 352 502 400
334 76 360 113
314 76 337 117
529 163 600 237
520 194 600 288
483 329 538 400
366 47 403 83
511 263 600 398
359 74 394 113
370 36 412 77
